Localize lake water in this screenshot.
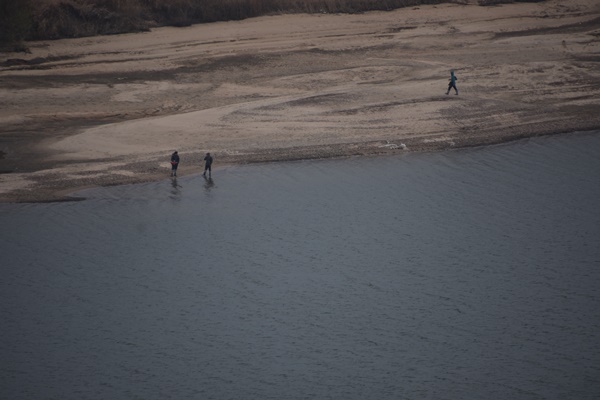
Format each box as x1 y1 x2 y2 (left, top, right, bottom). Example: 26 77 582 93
1 132 600 400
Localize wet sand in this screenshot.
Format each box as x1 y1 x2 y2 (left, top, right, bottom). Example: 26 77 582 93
1 0 599 202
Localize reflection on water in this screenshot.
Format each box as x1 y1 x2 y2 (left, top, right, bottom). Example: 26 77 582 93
1 132 600 400
202 175 215 191
169 177 182 200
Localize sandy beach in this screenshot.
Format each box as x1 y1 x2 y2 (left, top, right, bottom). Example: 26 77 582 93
1 0 599 202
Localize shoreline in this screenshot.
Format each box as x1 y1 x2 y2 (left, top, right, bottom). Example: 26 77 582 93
4 126 599 204
1 0 599 203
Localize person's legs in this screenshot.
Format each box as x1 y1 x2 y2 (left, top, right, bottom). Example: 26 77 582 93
447 82 458 95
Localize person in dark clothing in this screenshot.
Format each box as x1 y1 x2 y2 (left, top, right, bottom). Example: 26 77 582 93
203 152 213 177
171 151 179 177
446 69 458 95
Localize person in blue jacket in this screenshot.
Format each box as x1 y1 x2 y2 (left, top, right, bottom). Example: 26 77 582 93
446 69 458 95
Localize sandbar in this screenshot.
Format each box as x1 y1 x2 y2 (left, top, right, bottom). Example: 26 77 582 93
1 0 599 202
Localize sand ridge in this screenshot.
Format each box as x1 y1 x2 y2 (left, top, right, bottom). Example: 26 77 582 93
1 0 599 202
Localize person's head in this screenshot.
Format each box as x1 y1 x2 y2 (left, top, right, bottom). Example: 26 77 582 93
173 151 178 154
206 152 210 156
450 69 455 74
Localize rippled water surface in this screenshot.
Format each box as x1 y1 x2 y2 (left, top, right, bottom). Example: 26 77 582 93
2 132 600 399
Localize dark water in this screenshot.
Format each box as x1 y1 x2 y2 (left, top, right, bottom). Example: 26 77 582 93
2 132 600 400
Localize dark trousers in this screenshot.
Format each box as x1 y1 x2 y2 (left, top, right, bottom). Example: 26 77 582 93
447 82 458 94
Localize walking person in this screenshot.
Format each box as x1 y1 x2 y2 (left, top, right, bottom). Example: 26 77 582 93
203 152 213 177
446 69 458 95
170 151 179 177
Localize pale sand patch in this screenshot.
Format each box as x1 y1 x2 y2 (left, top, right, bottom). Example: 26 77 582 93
0 174 34 194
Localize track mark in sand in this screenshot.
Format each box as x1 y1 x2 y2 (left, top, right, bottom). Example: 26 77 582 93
1 55 82 68
285 93 349 107
494 16 600 38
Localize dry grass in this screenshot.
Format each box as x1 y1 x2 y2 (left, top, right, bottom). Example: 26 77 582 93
1 0 547 46
477 0 545 5
2 0 451 43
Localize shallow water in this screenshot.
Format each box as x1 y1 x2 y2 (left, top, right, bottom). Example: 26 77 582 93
2 132 600 399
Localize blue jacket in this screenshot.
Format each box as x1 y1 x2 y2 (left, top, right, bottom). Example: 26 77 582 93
450 71 457 84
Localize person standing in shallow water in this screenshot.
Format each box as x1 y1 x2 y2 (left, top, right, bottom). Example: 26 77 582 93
170 151 179 177
203 152 213 177
446 69 458 95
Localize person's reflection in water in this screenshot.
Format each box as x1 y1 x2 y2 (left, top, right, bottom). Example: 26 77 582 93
203 174 215 191
170 177 182 200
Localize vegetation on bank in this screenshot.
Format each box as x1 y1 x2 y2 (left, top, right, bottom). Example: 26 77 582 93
1 0 545 51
